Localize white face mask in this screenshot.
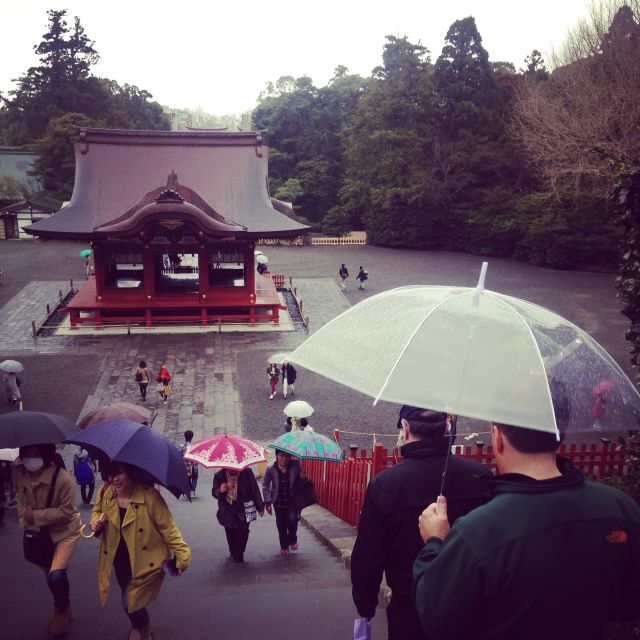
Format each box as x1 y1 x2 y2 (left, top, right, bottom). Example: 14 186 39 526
23 457 44 473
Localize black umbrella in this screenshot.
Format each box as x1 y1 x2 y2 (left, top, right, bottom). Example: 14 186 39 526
0 411 77 448
65 419 188 499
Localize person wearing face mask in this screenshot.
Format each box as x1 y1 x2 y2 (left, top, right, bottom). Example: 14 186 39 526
13 443 81 637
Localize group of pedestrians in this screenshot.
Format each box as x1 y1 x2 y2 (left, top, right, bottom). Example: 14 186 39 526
134 361 171 404
351 403 640 640
338 263 368 291
212 449 304 562
266 361 297 400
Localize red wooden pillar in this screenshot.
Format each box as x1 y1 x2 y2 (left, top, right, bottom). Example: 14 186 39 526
372 444 385 478
142 246 154 299
245 243 256 299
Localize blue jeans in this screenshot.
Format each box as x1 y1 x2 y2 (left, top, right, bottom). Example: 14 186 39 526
274 505 298 550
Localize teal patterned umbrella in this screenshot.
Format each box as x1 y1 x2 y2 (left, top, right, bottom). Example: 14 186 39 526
269 431 344 463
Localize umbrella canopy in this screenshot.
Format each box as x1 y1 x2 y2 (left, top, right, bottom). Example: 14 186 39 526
0 448 19 462
65 419 188 498
79 249 92 257
283 400 314 419
184 435 266 471
254 250 263 256
267 352 291 364
256 254 268 264
269 431 344 462
0 360 24 373
78 402 152 429
287 263 640 436
0 411 77 448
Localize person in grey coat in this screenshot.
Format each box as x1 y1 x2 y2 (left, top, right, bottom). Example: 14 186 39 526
3 372 21 405
263 451 303 555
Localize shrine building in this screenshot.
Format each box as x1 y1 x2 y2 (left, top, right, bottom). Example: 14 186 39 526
26 128 308 328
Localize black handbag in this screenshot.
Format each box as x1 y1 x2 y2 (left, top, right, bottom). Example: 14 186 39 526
135 372 143 382
23 466 60 567
291 477 317 511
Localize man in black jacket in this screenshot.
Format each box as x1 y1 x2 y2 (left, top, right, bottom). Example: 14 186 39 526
351 405 492 639
414 422 640 640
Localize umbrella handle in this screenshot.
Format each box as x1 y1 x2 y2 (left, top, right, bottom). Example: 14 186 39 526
80 513 104 539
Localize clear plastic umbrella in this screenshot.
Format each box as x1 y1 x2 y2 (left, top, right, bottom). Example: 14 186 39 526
256 254 268 265
287 262 640 437
267 352 291 364
0 360 24 373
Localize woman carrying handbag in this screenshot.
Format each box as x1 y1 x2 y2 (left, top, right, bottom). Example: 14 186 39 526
14 443 81 637
212 467 264 563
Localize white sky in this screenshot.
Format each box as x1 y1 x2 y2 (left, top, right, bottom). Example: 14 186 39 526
2 0 593 115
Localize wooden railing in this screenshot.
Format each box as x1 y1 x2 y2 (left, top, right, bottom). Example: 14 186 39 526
304 441 629 528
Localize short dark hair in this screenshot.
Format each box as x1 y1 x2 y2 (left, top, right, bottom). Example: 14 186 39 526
407 420 447 440
496 423 561 453
19 443 57 465
184 430 194 442
300 418 308 427
139 360 146 368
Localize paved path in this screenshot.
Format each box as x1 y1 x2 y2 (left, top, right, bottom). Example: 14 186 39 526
0 240 632 639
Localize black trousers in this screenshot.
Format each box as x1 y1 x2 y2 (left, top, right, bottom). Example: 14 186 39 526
224 523 250 561
114 549 150 629
274 505 298 550
80 483 95 504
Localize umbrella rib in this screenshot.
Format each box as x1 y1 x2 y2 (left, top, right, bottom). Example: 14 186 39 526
373 290 465 406
489 292 559 437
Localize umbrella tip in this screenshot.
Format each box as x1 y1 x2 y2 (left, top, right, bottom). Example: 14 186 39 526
476 262 488 291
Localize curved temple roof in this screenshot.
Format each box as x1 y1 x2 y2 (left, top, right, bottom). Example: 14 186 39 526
26 128 308 240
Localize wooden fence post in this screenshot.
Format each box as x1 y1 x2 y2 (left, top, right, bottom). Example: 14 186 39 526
371 443 385 478
333 428 340 443
598 438 611 480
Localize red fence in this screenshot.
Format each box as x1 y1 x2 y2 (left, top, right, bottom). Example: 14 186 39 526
304 441 629 528
271 274 286 288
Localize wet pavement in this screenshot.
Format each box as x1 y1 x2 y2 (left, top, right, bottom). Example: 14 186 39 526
0 238 631 638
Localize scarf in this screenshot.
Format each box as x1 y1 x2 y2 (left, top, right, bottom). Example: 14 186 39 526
226 471 239 504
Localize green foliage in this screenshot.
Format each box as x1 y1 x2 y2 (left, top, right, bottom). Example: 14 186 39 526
0 175 38 204
274 178 303 203
31 112 100 199
0 9 169 197
614 165 640 374
321 207 352 236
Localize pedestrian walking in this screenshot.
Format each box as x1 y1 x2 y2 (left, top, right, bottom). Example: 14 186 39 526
3 371 21 405
413 420 640 640
338 263 349 290
356 266 368 290
73 447 96 505
212 467 264 563
263 450 303 555
156 364 172 405
135 360 150 402
89 461 191 640
180 430 198 498
14 443 81 637
281 361 297 398
267 362 280 400
351 406 491 639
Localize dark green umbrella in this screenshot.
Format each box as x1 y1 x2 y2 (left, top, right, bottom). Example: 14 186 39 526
0 411 77 448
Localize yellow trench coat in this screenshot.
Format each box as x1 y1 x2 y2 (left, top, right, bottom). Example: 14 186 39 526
92 482 191 613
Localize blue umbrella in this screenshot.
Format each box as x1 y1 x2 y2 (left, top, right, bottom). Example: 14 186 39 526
65 419 188 498
0 411 77 448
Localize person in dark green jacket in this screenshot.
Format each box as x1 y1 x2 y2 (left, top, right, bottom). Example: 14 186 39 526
413 422 640 640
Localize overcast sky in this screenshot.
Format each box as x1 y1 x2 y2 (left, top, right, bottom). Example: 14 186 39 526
3 0 594 115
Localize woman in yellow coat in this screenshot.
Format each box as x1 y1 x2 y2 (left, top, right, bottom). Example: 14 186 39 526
90 462 190 640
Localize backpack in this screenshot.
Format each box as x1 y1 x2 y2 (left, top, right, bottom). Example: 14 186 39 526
75 456 94 484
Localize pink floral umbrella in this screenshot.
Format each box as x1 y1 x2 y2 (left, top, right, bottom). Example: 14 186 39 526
184 435 266 471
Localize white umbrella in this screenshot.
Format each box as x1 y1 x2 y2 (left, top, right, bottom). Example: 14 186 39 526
283 400 314 419
256 254 268 265
267 352 291 364
287 262 640 436
0 448 19 462
0 360 24 373
254 250 263 256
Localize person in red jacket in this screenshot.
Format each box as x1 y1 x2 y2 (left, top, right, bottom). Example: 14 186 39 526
156 364 172 405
